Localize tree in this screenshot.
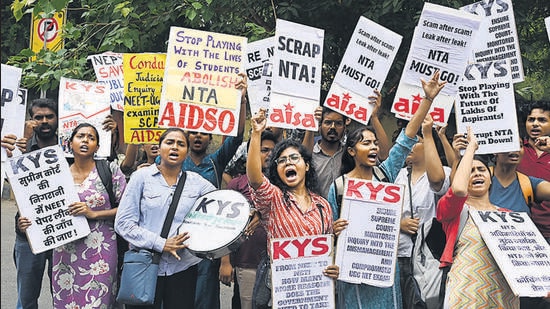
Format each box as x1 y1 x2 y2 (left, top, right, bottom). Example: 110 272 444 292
3 0 549 101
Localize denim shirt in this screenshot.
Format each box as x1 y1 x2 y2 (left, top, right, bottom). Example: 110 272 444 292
115 165 216 276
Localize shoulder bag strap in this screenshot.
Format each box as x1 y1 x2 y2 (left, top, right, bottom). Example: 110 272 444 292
316 203 325 235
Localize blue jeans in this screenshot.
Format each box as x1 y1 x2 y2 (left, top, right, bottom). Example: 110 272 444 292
13 234 52 309
194 258 220 309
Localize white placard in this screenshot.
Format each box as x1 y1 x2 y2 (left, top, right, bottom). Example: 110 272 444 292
461 0 524 83
268 19 324 131
546 17 550 42
455 60 519 154
335 178 403 287
245 37 274 115
271 234 335 309
1 64 24 161
58 77 112 158
325 17 402 125
88 52 124 111
471 210 550 297
391 3 482 126
4 145 90 254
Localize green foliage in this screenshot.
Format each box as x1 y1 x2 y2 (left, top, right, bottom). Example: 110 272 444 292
3 0 549 101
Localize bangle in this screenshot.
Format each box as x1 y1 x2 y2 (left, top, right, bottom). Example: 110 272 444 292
424 96 434 102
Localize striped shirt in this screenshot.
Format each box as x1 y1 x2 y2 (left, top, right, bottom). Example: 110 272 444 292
251 175 333 251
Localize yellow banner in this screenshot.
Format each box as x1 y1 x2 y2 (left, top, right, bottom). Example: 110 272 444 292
30 10 66 55
123 53 166 144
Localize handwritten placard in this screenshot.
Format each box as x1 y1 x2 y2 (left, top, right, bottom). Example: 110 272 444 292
270 234 335 309
122 53 166 144
58 77 111 158
158 27 247 136
268 19 324 131
391 3 482 126
324 17 402 125
4 145 90 254
335 177 403 287
88 52 125 111
455 60 519 154
461 0 524 83
471 210 550 297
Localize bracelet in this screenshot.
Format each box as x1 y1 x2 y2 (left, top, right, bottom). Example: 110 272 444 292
424 96 434 102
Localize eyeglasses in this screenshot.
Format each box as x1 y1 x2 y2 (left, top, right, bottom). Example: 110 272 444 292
322 120 344 128
275 153 302 165
260 147 273 154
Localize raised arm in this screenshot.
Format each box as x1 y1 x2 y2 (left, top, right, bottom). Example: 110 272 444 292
404 70 446 139
236 72 248 137
302 106 322 153
451 127 478 197
247 108 267 189
436 124 457 168
422 115 445 192
368 89 389 161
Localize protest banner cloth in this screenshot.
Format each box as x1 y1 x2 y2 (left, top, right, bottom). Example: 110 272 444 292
4 145 90 254
270 234 335 309
324 17 402 125
58 77 111 158
470 210 550 297
268 19 324 131
334 177 403 287
461 0 524 83
245 37 274 116
391 3 481 126
1 64 24 161
88 52 124 111
455 59 519 154
122 53 166 144
158 27 247 136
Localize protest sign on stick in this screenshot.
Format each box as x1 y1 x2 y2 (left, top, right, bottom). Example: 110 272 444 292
245 37 274 116
123 53 166 144
270 234 335 309
158 27 247 136
4 145 90 254
391 3 482 126
471 210 550 297
461 0 524 83
58 77 112 158
1 64 24 161
88 52 124 111
335 177 403 287
268 19 324 131
455 59 519 154
324 17 402 125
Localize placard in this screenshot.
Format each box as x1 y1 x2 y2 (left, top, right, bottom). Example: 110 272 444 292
461 0 524 83
471 210 550 297
88 52 124 111
334 177 403 287
122 53 166 144
58 77 111 158
245 37 274 115
158 27 247 136
268 19 324 131
1 64 23 161
391 3 482 126
455 59 519 154
324 17 402 125
271 234 335 309
4 145 90 254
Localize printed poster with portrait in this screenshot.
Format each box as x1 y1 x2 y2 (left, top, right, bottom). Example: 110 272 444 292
4 145 90 254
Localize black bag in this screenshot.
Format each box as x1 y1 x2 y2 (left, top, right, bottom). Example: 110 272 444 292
403 272 428 309
424 218 445 261
252 252 272 309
